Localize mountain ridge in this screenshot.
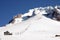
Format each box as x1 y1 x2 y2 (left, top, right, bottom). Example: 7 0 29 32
0 6 60 40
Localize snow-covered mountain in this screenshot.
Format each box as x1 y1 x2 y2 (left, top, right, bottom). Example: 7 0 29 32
0 6 60 40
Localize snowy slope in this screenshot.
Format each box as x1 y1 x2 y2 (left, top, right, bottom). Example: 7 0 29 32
0 6 60 40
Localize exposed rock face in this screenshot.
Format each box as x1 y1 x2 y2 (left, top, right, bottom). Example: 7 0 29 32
9 14 23 24
45 6 60 21
53 6 60 21
13 14 22 19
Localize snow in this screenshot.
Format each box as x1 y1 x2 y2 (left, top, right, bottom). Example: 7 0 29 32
13 18 23 24
22 9 34 17
0 6 60 40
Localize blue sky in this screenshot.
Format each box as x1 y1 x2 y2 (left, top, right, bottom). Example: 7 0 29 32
0 0 60 26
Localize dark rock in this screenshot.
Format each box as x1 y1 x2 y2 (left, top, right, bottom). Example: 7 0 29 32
55 35 60 37
4 31 12 35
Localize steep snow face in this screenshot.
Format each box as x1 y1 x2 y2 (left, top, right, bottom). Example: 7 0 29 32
0 6 60 40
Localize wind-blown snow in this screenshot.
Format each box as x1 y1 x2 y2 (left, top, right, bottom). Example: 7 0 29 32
0 6 60 40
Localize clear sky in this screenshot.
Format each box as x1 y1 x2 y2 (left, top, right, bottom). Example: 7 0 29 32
0 0 60 26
